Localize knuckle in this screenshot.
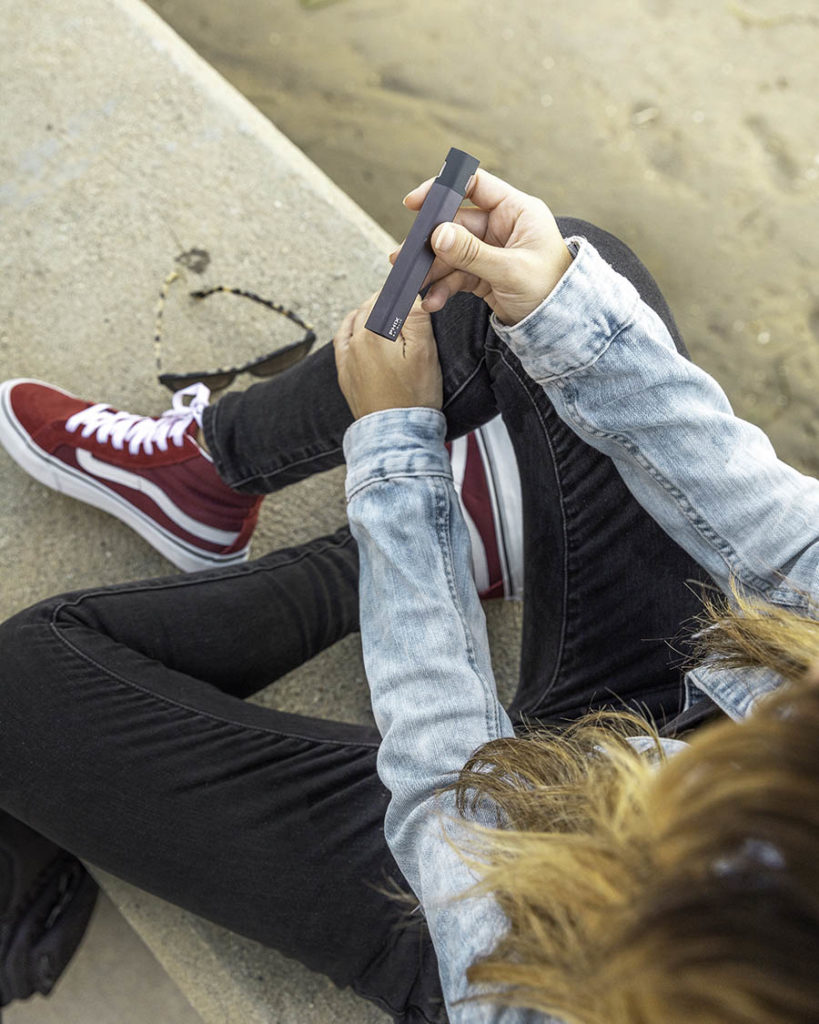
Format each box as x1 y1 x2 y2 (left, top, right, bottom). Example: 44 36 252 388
527 196 554 225
460 231 482 268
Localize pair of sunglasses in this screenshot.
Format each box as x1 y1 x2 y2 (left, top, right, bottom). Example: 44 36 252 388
154 277 316 393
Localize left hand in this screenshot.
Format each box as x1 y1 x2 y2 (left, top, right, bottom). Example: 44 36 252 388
333 292 443 420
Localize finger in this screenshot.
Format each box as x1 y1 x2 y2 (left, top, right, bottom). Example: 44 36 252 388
424 275 493 315
451 206 490 239
400 196 489 259
349 291 380 331
463 168 525 213
333 309 356 348
429 219 514 282
402 176 435 209
393 197 490 270
418 249 473 293
405 167 522 215
339 308 356 334
421 269 483 312
351 305 370 336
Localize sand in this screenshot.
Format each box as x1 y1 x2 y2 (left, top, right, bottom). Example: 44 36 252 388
148 0 817 473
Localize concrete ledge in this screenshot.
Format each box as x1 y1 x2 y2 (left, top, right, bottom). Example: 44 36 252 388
88 868 387 1024
1 0 524 1021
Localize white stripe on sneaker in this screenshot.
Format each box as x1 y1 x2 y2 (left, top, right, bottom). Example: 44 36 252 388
448 436 491 594
75 449 240 546
476 418 524 599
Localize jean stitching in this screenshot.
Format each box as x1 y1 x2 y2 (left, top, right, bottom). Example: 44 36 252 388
441 354 487 412
346 470 453 503
47 615 381 751
55 532 354 602
432 478 506 741
558 380 776 597
488 343 569 704
47 538 380 752
226 443 345 491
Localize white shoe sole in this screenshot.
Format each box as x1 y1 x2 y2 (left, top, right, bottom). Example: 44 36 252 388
0 379 250 573
474 416 524 600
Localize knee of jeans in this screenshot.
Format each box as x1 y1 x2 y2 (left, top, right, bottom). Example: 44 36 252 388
0 598 57 706
0 592 91 665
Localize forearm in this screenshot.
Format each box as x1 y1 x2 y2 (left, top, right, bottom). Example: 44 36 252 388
494 237 819 609
344 408 515 893
344 409 535 1020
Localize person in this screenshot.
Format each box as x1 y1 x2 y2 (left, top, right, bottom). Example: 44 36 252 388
0 168 816 1023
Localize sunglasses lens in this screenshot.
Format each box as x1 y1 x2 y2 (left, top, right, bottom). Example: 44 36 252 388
159 371 236 392
249 336 315 379
195 372 236 391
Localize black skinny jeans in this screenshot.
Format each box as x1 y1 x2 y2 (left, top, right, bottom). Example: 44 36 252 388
0 220 708 1023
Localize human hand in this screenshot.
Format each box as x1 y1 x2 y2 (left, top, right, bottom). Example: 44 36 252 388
395 169 574 327
333 293 443 420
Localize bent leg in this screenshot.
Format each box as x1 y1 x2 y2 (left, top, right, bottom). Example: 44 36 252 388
424 219 709 728
54 525 361 700
203 216 709 728
502 218 708 726
0 566 445 1023
203 298 497 494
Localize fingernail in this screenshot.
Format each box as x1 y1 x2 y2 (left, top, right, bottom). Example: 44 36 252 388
435 224 454 252
401 192 413 206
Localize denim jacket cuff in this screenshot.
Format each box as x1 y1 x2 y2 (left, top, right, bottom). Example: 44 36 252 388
490 235 643 382
343 407 450 500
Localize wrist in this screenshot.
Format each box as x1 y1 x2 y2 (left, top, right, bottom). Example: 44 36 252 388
353 399 441 420
511 243 576 326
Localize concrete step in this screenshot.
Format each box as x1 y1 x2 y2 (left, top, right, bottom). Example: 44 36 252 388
0 0 446 1021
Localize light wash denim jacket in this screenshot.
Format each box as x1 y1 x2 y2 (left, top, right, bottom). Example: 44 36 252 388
343 237 819 1023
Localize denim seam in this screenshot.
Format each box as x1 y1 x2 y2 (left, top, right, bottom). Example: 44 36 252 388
346 470 453 504
200 401 227 480
489 343 568 702
224 443 345 492
54 533 355 601
558 382 777 597
532 308 636 383
47 615 381 751
433 478 506 741
47 543 380 752
441 354 488 412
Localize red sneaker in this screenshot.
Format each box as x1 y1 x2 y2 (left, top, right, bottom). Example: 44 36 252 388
447 415 523 601
0 379 261 572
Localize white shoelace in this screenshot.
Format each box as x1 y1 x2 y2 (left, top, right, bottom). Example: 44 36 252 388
65 383 211 457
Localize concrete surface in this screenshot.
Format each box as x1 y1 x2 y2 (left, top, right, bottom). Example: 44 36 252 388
3 0 816 1021
4 893 203 1024
0 0 521 1021
151 0 819 478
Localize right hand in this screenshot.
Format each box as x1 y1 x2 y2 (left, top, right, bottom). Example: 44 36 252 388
396 169 574 327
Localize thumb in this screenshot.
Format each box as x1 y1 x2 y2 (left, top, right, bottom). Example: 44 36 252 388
431 222 503 280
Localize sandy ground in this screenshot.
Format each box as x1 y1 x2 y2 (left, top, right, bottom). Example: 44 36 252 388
0 4 814 1022
147 0 818 475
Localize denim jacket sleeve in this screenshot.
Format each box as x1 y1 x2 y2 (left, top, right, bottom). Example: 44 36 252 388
344 409 547 1023
492 237 819 613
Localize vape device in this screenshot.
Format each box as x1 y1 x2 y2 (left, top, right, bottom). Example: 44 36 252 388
365 147 480 340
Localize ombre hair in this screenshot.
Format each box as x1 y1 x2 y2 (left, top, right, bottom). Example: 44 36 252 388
451 590 819 1023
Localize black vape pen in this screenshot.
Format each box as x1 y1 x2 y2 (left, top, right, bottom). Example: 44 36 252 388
365 147 480 340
